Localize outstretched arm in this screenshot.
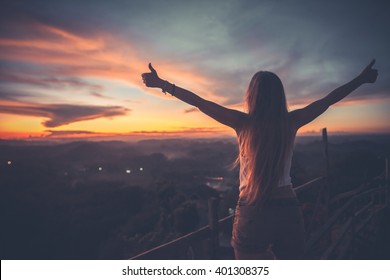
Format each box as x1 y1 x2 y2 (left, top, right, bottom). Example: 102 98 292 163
141 63 246 130
291 59 378 129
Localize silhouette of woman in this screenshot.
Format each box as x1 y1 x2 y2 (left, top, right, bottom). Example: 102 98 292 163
141 60 378 259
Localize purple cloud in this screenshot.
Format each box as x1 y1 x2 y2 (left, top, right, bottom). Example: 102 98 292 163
0 100 130 127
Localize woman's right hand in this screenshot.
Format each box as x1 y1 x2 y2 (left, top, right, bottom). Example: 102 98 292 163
141 63 164 88
359 59 378 84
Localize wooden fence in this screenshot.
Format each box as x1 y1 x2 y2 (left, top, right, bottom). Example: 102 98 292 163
130 128 389 260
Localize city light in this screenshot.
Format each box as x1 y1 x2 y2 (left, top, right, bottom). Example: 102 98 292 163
139 167 143 171
126 169 131 174
98 167 103 171
7 161 12 165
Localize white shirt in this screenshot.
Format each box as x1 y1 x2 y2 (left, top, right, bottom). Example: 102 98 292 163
239 133 296 192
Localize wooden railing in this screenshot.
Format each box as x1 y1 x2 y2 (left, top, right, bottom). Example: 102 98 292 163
130 129 389 260
129 198 234 260
305 180 389 259
130 177 327 260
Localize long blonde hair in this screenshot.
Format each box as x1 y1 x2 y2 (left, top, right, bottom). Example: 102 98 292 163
237 71 292 205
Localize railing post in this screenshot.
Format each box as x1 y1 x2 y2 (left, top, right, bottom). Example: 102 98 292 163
321 128 332 247
322 128 330 219
208 197 219 259
386 157 389 208
322 128 330 178
350 212 356 258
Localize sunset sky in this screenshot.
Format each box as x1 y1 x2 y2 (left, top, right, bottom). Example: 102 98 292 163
1 0 389 140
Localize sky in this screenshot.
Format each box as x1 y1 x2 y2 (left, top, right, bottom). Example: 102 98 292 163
0 0 389 140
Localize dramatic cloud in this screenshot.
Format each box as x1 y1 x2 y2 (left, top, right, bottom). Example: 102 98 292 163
0 71 104 92
0 0 389 138
0 20 140 84
0 100 130 127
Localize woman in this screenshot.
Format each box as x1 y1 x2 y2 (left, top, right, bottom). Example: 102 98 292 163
141 60 378 259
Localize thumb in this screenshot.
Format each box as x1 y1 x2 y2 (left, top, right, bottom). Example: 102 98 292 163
148 63 157 75
367 59 376 69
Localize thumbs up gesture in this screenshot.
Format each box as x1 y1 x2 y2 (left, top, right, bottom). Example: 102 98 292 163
141 63 164 88
359 59 378 84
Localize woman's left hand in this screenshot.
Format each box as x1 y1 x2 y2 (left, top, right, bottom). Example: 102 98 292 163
359 59 378 84
141 63 163 88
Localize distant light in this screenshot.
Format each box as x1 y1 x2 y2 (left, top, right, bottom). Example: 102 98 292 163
139 167 143 171
7 161 12 165
126 169 131 174
98 167 103 171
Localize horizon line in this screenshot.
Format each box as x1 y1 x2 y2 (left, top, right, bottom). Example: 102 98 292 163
1 131 390 144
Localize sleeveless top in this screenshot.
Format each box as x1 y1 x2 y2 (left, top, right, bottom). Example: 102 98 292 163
238 129 296 193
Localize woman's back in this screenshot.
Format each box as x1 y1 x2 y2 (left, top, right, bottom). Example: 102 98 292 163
236 71 294 205
237 113 297 200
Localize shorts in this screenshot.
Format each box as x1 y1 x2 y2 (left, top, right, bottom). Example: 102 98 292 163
231 196 305 259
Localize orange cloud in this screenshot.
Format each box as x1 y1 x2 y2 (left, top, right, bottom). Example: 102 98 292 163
0 22 134 82
0 21 227 103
